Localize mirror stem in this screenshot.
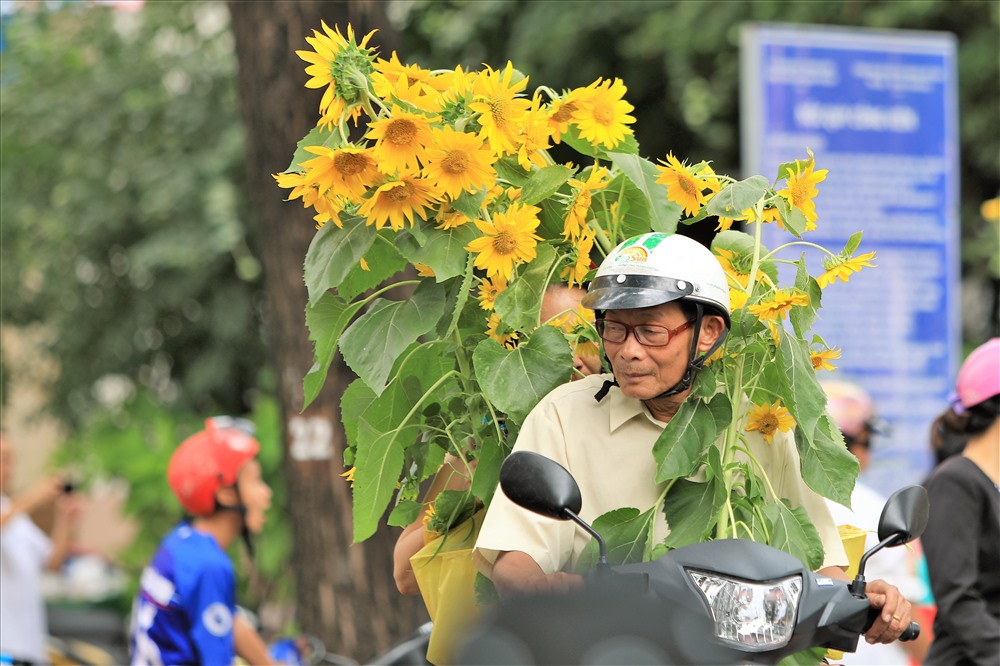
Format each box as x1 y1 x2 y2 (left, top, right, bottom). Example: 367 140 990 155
564 509 610 577
849 533 902 597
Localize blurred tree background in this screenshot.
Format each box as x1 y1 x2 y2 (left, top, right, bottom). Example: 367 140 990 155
0 0 996 660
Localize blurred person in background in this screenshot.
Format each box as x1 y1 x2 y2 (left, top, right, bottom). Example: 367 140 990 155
922 338 1000 666
821 380 932 665
0 432 81 665
128 417 273 666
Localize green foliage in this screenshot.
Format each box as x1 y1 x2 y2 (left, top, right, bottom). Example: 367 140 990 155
0 2 265 427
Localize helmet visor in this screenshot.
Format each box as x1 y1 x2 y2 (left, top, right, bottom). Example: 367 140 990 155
582 274 695 311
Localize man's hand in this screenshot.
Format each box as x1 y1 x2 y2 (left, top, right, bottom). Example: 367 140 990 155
492 550 584 597
863 579 913 645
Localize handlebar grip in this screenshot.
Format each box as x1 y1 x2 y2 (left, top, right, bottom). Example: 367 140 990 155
900 621 920 642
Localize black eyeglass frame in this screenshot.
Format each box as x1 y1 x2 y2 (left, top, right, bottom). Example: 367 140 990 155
595 318 694 348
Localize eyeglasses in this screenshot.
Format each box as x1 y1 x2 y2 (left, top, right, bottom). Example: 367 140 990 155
595 319 693 348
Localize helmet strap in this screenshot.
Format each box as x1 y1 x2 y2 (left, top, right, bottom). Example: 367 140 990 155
651 303 729 401
215 481 254 559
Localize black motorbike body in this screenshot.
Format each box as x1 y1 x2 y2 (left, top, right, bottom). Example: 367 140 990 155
457 450 926 665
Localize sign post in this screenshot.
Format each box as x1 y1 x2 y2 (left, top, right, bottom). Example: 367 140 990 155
741 24 960 493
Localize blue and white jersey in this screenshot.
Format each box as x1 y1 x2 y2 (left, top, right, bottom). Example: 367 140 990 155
130 523 236 665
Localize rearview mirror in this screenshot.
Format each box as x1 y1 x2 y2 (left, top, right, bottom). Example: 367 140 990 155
877 485 929 546
499 451 582 520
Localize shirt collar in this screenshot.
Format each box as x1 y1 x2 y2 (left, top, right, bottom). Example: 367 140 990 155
608 384 666 432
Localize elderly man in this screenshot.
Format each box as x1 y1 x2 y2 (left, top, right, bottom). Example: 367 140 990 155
473 231 913 646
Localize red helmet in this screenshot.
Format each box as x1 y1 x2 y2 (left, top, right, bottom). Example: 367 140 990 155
167 417 260 516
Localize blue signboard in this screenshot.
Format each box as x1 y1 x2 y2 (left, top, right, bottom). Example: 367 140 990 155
740 24 960 495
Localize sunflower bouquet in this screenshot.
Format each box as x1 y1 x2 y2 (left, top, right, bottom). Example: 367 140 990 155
278 23 871 569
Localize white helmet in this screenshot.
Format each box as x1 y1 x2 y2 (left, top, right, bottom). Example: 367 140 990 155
582 232 730 326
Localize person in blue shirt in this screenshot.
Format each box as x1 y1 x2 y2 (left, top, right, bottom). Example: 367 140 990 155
130 417 272 666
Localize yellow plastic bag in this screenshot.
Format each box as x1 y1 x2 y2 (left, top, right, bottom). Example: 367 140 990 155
410 510 484 665
826 524 869 663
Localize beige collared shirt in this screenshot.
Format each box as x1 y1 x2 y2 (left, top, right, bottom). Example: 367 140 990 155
473 373 848 577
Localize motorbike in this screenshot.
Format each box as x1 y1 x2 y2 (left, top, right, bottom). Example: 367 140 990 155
457 450 926 665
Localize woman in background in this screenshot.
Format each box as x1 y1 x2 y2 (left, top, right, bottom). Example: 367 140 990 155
922 338 1000 666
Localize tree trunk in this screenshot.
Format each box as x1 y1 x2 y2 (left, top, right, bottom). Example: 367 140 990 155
226 1 426 660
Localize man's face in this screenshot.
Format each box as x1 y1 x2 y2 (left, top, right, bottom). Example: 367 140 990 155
601 302 694 400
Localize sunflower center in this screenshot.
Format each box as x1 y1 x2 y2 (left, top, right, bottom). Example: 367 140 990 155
385 181 414 202
492 230 518 255
386 119 417 145
679 174 698 196
552 102 577 123
789 181 810 207
334 152 369 176
593 102 615 126
441 150 470 174
758 414 779 433
489 98 510 128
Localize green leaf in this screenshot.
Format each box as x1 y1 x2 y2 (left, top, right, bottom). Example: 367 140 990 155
607 152 681 233
494 156 530 187
494 243 557 331
520 164 574 206
286 124 337 171
843 231 863 256
789 253 822 339
763 500 824 571
705 175 769 218
396 221 478 281
303 216 378 304
559 124 640 159
472 428 508 508
577 507 653 571
775 334 826 434
337 233 407 301
474 572 499 606
662 477 725 549
654 392 732 482
340 280 447 395
472 325 573 424
451 188 488 219
388 500 422 528
427 489 478 532
774 197 808 239
302 292 367 409
794 413 859 507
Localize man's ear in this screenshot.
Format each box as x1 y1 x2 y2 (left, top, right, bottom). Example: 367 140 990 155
697 315 727 352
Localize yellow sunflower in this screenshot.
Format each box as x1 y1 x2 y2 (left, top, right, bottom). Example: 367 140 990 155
357 173 439 231
434 203 473 230
656 153 708 217
299 145 379 201
477 275 508 311
810 347 841 371
729 288 749 311
365 106 437 174
485 313 519 349
421 126 497 199
777 148 828 227
564 167 610 240
465 202 543 280
339 466 356 487
373 51 439 99
514 93 554 170
562 227 596 287
296 21 377 125
571 77 636 149
546 87 589 143
745 401 796 444
747 289 810 321
817 251 877 288
713 247 764 290
469 62 532 156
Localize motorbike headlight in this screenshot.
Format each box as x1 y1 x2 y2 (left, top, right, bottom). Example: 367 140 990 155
688 570 802 651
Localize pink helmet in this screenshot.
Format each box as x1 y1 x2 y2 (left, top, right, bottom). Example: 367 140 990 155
954 338 1000 410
